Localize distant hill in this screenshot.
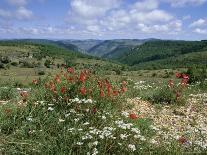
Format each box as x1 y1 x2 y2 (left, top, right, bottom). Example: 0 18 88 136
87 39 152 57
117 40 207 69
61 40 103 53
13 39 80 52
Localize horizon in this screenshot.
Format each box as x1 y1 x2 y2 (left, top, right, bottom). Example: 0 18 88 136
0 0 207 40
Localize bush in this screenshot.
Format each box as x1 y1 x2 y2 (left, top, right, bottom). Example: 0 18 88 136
38 70 45 75
186 67 207 84
0 62 5 69
20 61 35 68
44 59 52 68
11 61 19 66
0 56 11 64
0 87 17 100
149 86 176 104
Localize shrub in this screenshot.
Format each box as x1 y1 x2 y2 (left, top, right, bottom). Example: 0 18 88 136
38 70 45 75
0 62 5 69
186 67 207 84
0 56 11 64
149 73 189 105
20 61 35 68
44 59 52 68
0 87 17 100
11 61 19 66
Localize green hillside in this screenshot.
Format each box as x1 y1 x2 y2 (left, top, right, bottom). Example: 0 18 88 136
87 39 147 57
15 39 80 52
131 50 207 69
118 40 207 69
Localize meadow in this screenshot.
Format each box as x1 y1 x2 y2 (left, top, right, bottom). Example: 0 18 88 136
0 41 207 154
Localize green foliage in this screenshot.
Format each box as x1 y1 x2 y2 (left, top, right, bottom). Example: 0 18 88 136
44 59 52 68
38 70 45 75
186 66 207 84
20 60 35 68
11 61 19 66
149 86 176 104
0 87 18 100
118 40 207 69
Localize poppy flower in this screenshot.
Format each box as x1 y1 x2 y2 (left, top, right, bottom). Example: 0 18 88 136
61 87 66 94
55 75 61 83
121 86 127 93
67 67 74 73
176 91 181 100
92 107 97 114
129 113 138 119
182 74 189 80
176 72 182 78
32 79 38 85
100 89 104 97
20 91 28 98
168 80 174 88
113 90 119 96
98 80 103 89
79 71 86 83
122 81 127 86
4 108 12 115
80 86 86 95
181 79 188 87
178 136 187 144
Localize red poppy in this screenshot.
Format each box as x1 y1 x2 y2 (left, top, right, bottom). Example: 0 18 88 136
176 91 181 100
100 89 104 97
181 79 188 87
168 80 174 88
112 90 119 96
178 136 187 144
55 75 61 83
45 83 49 88
32 79 38 85
98 80 103 89
88 88 92 94
121 87 127 93
182 74 189 80
61 87 66 94
20 91 28 98
80 86 86 95
176 72 182 78
129 113 138 119
122 81 127 86
4 108 12 115
79 71 86 83
92 107 97 114
67 67 74 73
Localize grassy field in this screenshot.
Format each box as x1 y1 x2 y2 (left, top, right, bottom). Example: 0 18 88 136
0 42 207 154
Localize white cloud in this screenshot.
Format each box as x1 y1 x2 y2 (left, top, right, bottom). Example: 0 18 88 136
69 0 121 20
183 15 191 20
166 0 207 7
15 7 33 20
190 19 207 27
7 0 28 6
65 0 181 35
193 28 207 34
0 9 12 19
132 0 159 11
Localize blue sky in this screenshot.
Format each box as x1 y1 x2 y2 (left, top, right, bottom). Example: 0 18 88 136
0 0 207 40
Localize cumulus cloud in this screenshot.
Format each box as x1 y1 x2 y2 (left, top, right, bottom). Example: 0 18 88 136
7 0 28 6
66 0 179 35
16 7 33 20
132 0 159 11
166 0 207 7
193 28 207 34
0 9 12 19
190 19 207 27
